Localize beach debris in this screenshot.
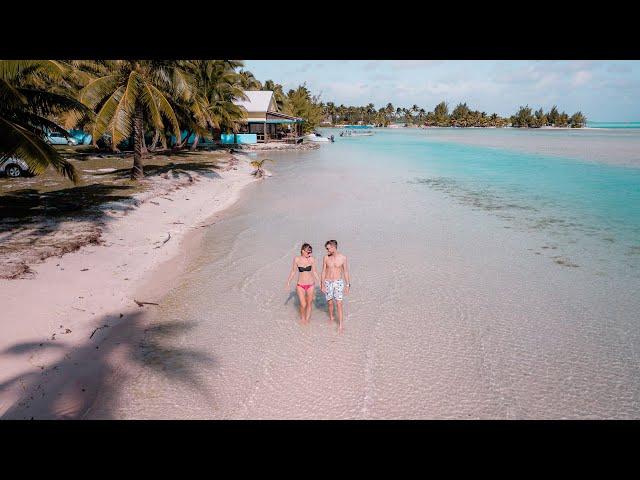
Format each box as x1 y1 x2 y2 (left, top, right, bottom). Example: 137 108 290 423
150 201 160 205
80 268 89 271
134 299 159 307
154 232 171 249
89 324 110 339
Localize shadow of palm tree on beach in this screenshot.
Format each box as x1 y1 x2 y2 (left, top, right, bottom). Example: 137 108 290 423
0 310 216 419
0 157 228 279
98 161 222 180
0 184 136 220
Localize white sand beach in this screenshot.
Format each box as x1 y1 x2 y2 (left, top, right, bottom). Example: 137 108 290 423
0 155 257 419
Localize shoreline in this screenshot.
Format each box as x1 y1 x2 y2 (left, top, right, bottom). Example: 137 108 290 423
0 154 258 419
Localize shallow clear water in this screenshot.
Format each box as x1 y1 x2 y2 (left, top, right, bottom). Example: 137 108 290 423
103 128 640 419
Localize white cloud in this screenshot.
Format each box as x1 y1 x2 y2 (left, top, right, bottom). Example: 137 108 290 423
571 70 593 87
389 60 444 69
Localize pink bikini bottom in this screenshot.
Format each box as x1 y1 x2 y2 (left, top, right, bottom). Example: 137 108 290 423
297 283 314 291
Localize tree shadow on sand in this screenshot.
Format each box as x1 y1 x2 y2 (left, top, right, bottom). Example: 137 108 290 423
0 311 216 419
96 161 222 180
0 184 136 221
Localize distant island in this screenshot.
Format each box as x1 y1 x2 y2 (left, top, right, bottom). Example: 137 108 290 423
319 102 587 129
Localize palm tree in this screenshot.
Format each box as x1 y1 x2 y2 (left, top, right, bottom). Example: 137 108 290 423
0 60 90 182
434 101 449 126
418 108 426 125
250 158 274 178
283 84 323 133
569 111 587 128
547 105 560 126
78 60 184 179
238 69 262 90
263 79 286 111
176 60 248 149
411 104 420 122
512 105 533 127
324 101 337 125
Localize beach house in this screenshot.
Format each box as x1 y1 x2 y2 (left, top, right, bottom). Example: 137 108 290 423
232 90 304 143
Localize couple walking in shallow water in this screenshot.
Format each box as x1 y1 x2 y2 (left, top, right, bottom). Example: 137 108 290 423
285 240 350 332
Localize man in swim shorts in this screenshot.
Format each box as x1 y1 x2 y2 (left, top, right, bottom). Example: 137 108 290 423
321 240 351 333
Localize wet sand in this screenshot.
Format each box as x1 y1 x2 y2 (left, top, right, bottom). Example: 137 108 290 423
91 139 640 419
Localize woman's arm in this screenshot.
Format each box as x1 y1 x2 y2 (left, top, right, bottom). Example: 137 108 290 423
311 257 321 284
286 257 297 290
320 256 327 292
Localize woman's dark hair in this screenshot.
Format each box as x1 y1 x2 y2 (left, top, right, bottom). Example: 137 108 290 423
301 243 312 253
325 240 338 248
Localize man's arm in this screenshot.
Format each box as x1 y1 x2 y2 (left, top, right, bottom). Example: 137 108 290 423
311 257 321 284
320 256 327 291
343 255 350 294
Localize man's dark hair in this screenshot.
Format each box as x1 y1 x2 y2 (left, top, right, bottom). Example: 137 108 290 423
325 240 338 248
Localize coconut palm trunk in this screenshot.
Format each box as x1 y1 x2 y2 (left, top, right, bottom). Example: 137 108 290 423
149 129 160 152
190 134 199 150
132 101 145 179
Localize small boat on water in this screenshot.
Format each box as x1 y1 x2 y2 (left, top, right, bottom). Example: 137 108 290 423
339 128 374 137
304 132 333 143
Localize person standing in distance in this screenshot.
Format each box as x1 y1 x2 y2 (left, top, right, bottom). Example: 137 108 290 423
321 240 351 333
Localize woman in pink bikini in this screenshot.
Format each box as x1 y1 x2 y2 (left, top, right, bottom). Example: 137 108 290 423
285 243 321 323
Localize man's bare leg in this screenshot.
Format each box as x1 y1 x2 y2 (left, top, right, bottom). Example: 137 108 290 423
336 300 344 333
328 299 335 324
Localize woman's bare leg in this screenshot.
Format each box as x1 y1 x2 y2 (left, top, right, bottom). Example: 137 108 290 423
296 286 308 323
305 287 314 321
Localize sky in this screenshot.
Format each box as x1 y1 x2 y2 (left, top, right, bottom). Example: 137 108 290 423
243 61 640 122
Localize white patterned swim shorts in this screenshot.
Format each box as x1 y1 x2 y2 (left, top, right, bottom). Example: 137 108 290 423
324 279 345 301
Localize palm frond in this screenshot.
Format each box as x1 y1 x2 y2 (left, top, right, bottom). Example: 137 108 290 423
79 75 120 109
92 85 125 142
147 83 181 140
0 118 77 182
110 72 140 145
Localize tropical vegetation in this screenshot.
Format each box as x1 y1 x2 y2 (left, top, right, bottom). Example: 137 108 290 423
0 60 90 182
0 59 588 183
250 158 274 178
320 101 586 129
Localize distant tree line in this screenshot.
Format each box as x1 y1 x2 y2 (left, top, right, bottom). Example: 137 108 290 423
510 105 586 128
320 101 587 128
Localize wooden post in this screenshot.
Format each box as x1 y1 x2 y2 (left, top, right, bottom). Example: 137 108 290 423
264 121 268 143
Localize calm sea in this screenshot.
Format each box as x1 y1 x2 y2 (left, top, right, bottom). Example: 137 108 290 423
104 127 640 419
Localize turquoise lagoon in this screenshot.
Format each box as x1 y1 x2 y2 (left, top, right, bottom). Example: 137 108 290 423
321 127 640 277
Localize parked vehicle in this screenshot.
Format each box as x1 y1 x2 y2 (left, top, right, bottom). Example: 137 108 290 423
0 157 30 177
68 129 93 145
96 134 131 150
45 130 78 146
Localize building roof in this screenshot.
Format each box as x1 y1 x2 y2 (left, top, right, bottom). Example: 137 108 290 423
267 111 303 122
233 90 274 113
